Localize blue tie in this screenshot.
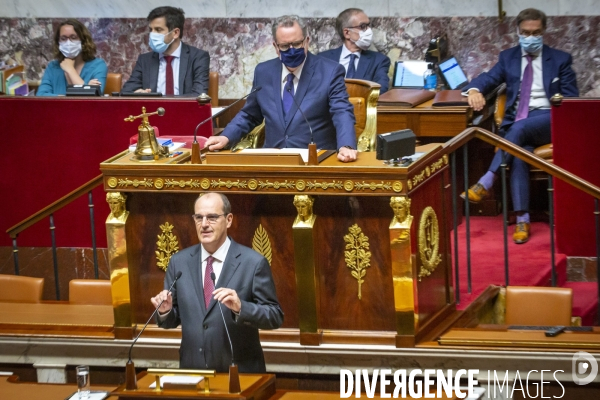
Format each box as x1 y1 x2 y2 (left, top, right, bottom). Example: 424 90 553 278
346 54 357 78
282 73 295 115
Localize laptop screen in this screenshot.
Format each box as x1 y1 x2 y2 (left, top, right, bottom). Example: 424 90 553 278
392 61 429 88
439 57 469 90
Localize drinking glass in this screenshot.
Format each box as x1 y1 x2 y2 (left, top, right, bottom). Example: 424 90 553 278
76 365 90 400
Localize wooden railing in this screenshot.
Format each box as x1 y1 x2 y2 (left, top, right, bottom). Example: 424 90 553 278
6 175 104 299
445 127 600 200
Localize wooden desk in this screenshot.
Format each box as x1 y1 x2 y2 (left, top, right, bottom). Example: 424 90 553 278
1 375 117 400
377 99 472 136
439 327 600 350
0 302 114 337
100 144 455 347
114 372 275 399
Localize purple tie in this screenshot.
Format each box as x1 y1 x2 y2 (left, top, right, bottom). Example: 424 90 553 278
203 256 215 309
282 73 295 115
346 53 357 79
515 55 533 122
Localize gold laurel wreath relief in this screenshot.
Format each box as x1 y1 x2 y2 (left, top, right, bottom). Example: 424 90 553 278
418 207 442 280
252 224 273 265
344 224 372 300
156 222 180 271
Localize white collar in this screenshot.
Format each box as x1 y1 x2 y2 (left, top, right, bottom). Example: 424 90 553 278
201 236 231 263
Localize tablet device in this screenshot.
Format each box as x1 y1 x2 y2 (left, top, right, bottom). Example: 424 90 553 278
438 56 469 90
66 84 101 96
392 61 429 89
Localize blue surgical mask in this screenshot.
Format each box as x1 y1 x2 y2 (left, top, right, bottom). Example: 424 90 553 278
149 31 174 54
519 35 543 54
280 47 306 68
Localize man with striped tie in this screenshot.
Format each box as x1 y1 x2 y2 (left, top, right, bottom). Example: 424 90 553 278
461 8 578 244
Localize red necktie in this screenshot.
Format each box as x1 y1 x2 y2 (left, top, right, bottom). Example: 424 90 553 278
164 55 174 95
515 55 533 122
203 256 215 309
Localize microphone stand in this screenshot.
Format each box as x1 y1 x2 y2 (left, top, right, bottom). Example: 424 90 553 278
126 271 182 390
211 273 241 393
191 87 262 164
286 87 318 165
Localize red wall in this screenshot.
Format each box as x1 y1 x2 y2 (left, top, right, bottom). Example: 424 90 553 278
1 96 212 248
552 99 600 256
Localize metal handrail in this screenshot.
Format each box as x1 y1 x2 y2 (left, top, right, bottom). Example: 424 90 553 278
445 127 600 200
6 175 103 238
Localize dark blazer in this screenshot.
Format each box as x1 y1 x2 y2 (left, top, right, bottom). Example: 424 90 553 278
222 52 356 151
122 42 210 96
319 46 391 93
463 44 578 127
158 239 283 373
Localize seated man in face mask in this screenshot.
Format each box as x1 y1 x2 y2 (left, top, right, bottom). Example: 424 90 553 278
122 6 209 96
461 8 578 244
205 15 358 163
319 8 391 93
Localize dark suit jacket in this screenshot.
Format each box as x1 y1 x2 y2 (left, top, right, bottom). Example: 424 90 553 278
463 44 578 127
319 46 391 93
122 42 210 96
222 52 356 151
158 239 283 373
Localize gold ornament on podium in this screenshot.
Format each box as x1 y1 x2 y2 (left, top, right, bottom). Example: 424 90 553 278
155 222 180 271
125 106 168 161
252 224 273 265
344 224 372 300
418 206 442 280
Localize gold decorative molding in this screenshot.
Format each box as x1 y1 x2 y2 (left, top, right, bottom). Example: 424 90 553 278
252 224 273 265
156 222 180 271
164 179 202 189
344 224 372 300
407 157 448 191
417 206 442 280
106 176 405 194
117 178 154 188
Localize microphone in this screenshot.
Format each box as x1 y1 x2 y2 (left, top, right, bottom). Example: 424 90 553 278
191 86 263 164
286 86 318 165
211 272 240 393
211 272 235 364
125 270 182 390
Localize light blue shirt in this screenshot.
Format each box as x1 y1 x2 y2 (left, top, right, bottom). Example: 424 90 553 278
37 57 108 96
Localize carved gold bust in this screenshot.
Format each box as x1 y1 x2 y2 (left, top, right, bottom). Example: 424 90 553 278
293 195 316 227
106 192 129 223
390 196 413 228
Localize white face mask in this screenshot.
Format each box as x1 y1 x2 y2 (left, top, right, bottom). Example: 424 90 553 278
351 27 373 51
59 39 82 59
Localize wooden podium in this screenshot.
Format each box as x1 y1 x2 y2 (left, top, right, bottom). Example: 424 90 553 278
113 372 275 400
100 144 455 347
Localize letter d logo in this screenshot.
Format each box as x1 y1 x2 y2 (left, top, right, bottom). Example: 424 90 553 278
572 351 598 385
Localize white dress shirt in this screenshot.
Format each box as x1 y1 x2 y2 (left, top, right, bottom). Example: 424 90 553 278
156 41 182 95
339 44 361 74
200 237 231 285
518 47 550 111
280 60 305 98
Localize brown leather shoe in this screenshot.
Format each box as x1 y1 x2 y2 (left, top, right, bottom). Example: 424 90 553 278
460 183 489 203
513 222 530 244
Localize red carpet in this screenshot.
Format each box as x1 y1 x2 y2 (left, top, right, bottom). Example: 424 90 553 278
451 216 585 309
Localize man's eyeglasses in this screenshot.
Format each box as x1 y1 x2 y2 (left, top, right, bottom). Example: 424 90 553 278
59 35 79 42
192 213 226 224
518 29 543 37
276 38 306 51
347 22 371 32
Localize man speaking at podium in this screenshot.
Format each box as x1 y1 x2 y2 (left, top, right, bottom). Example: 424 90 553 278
205 15 358 163
151 193 283 372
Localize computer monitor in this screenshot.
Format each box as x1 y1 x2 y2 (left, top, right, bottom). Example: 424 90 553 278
392 61 429 89
438 56 469 90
